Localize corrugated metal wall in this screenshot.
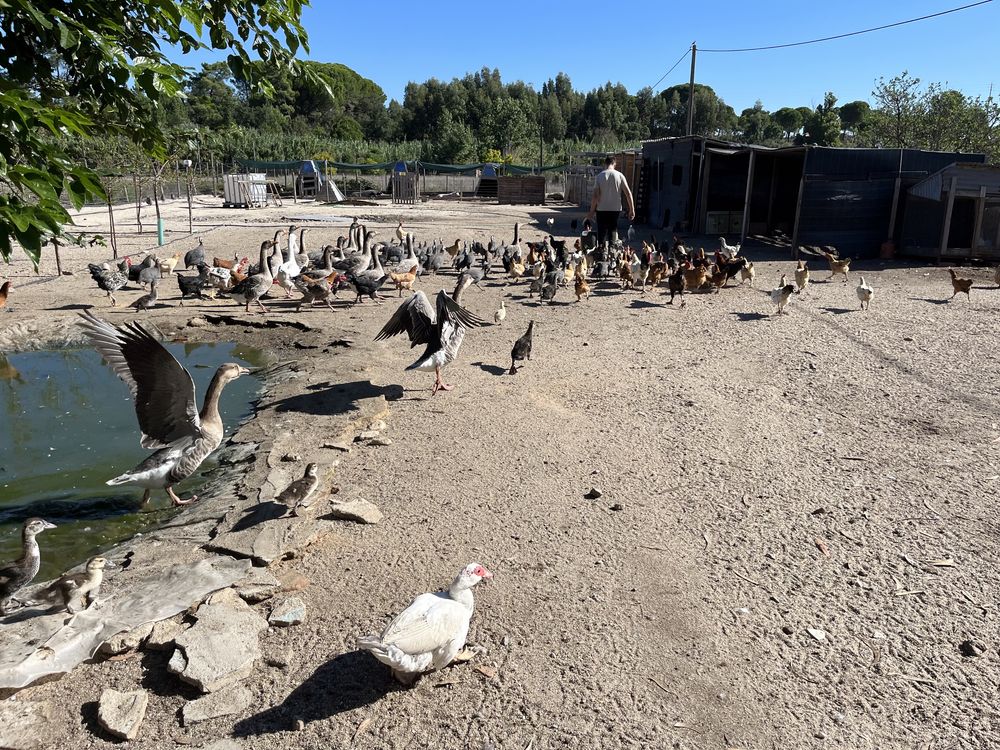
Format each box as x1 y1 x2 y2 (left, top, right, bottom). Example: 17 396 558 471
642 139 695 231
797 148 986 256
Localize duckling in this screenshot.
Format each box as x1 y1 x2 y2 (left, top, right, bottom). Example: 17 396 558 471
129 277 159 311
493 299 506 324
36 555 111 613
794 260 809 291
0 518 57 614
275 463 320 516
856 276 874 310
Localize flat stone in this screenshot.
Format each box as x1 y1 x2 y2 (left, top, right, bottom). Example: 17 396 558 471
0 700 52 749
584 487 603 500
368 437 393 447
168 599 268 693
328 498 382 525
187 316 209 328
354 430 380 442
199 742 244 750
208 516 338 566
367 419 387 432
280 453 301 462
235 568 282 603
98 688 149 740
182 684 253 725
145 619 188 651
99 621 155 656
269 597 306 627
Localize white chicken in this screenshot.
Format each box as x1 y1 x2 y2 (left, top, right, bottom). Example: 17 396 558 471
770 274 797 315
494 299 506 324
358 563 493 685
856 276 873 310
720 236 741 257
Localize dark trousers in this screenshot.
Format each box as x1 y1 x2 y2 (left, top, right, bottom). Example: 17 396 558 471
596 210 620 246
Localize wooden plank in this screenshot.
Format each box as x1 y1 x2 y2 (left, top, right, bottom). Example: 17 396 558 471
971 185 987 250
939 176 958 261
740 150 756 243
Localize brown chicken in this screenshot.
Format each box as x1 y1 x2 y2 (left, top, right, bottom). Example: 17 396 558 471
681 261 708 291
574 274 590 302
444 239 462 259
390 269 417 296
213 253 239 270
708 264 728 292
646 262 668 289
0 280 10 310
822 248 851 282
948 269 973 300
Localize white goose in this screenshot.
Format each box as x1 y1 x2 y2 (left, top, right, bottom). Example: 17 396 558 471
375 279 488 395
358 563 493 685
275 225 302 298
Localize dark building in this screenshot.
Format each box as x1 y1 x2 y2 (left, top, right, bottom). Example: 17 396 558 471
640 136 993 259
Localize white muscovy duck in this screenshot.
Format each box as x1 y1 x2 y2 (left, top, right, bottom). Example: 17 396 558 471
375 278 489 395
358 563 493 685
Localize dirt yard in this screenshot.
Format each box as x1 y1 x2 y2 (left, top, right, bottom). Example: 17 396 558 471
1 196 999 750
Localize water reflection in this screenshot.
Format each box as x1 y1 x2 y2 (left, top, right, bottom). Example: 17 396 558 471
0 343 264 579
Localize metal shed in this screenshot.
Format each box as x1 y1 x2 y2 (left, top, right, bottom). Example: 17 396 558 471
901 162 1000 261
640 136 988 258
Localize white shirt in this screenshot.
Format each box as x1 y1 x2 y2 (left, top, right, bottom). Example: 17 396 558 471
593 168 627 212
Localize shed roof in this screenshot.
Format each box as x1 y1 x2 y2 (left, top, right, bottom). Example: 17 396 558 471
908 162 1000 202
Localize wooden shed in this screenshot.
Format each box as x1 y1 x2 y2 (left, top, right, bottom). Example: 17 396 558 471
497 176 545 205
902 162 1000 261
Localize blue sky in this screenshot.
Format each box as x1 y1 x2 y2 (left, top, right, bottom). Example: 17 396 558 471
179 0 998 111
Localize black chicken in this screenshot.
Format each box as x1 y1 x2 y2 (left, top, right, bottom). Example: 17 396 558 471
509 320 534 374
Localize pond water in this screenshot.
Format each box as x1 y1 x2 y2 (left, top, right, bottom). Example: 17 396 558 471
0 342 265 579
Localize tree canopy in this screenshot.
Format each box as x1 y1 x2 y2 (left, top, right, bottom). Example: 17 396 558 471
0 0 314 264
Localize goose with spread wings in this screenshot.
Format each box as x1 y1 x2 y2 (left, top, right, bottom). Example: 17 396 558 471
375 285 489 395
78 310 249 505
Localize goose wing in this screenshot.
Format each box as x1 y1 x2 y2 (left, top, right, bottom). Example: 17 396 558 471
78 311 200 449
375 291 436 347
438 289 489 330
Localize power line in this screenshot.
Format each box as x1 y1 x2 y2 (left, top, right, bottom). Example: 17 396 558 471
699 0 992 53
650 48 690 91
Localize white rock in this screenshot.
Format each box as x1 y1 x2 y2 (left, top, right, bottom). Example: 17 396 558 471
182 684 252 725
97 688 149 740
328 498 382 524
268 597 306 627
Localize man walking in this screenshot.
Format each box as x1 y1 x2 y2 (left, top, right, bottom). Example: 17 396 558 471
587 155 635 247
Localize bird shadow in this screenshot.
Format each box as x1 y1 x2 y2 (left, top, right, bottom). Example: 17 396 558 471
233 650 395 736
228 501 288 533
629 299 666 309
909 297 951 306
820 307 856 315
268 380 404 416
730 311 770 322
471 361 507 376
48 303 94 311
591 288 622 297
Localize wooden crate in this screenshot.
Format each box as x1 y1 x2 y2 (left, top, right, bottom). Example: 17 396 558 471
497 176 546 205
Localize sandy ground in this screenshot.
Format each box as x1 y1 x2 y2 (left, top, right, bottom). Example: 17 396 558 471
2 196 1000 749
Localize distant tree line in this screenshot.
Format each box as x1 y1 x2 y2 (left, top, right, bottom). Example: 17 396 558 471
156 63 998 167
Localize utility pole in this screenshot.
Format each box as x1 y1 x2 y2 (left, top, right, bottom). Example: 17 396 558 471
686 42 697 136
538 90 544 174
